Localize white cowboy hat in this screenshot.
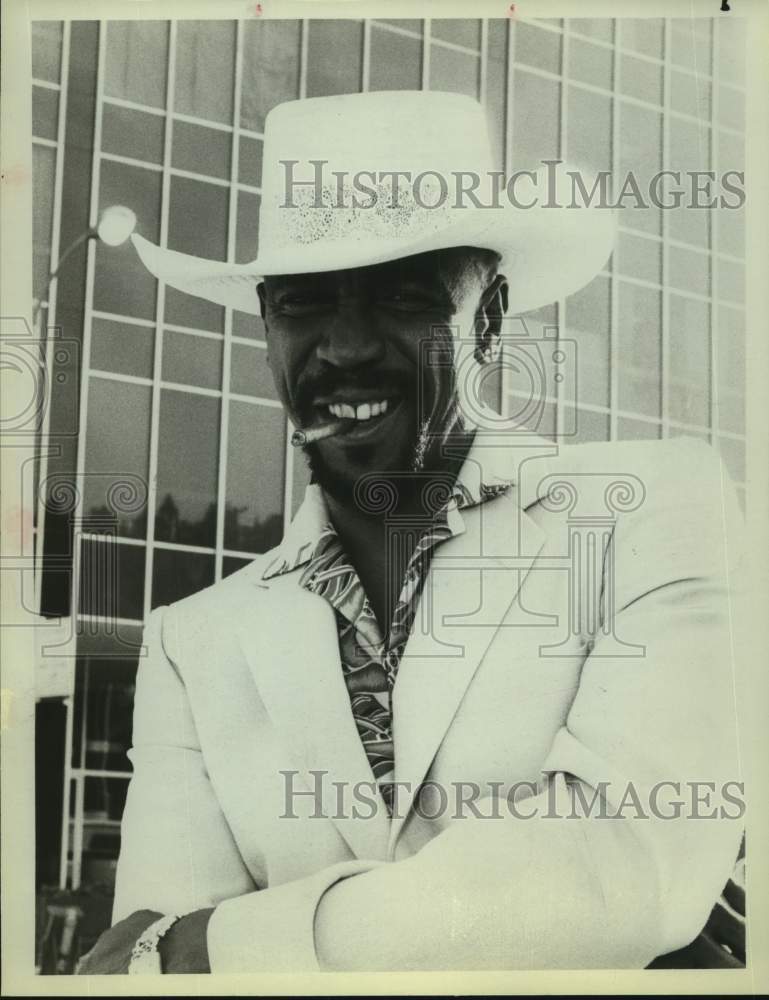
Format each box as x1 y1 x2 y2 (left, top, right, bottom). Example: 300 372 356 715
131 90 615 315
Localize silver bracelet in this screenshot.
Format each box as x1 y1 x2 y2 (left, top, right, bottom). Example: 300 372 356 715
128 913 183 974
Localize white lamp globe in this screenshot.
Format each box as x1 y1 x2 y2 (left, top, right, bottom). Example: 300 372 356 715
97 205 137 247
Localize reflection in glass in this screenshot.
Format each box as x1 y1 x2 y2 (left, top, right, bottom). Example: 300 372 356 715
79 540 146 622
307 20 362 97
225 402 285 553
175 20 236 125
83 378 151 537
155 390 220 547
152 548 215 607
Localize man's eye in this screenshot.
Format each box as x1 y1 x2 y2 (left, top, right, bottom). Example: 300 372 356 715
380 290 432 310
277 294 329 314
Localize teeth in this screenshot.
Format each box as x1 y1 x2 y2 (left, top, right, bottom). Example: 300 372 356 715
326 399 391 421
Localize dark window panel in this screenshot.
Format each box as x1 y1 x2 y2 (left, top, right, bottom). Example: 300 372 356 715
232 310 266 340
33 85 59 141
83 775 129 825
83 377 152 538
236 190 260 264
223 555 253 578
167 176 228 260
164 287 225 334
105 21 169 110
431 19 481 50
238 136 263 188
171 118 232 180
229 343 276 399
162 330 223 390
306 20 363 97
90 318 155 380
429 45 479 99
73 659 138 773
79 539 146 622
152 548 215 607
102 104 166 165
174 20 236 125
155 389 220 547
369 26 421 91
224 401 285 553
241 20 302 133
32 21 63 83
33 144 55 302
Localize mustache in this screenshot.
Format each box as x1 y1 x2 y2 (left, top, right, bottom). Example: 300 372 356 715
294 368 417 413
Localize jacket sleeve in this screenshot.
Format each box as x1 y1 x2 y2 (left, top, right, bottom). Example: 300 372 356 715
112 606 258 923
206 438 747 971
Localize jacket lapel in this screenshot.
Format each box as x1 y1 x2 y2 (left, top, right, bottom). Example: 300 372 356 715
237 573 391 862
388 487 546 851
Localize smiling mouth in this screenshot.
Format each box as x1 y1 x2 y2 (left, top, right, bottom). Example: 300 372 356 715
311 395 404 440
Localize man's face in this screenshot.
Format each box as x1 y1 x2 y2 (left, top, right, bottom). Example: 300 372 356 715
259 248 504 504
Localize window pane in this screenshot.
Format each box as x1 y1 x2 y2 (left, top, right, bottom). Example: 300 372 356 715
83 377 151 537
564 275 610 408
83 776 129 830
306 20 362 96
164 287 225 334
717 85 745 132
236 190 260 264
168 176 228 260
621 18 663 58
716 130 745 258
431 19 481 50
571 407 610 443
617 101 662 235
233 311 266 340
669 246 710 297
617 231 662 285
223 555 252 578
79 539 146 622
717 16 746 86
671 70 711 121
171 119 232 180
567 86 611 174
617 418 661 441
229 343 276 399
378 20 422 35
241 20 301 133
570 18 613 42
152 548 215 607
94 161 162 320
238 136 263 188
668 295 710 426
512 70 560 171
80 660 137 772
90 318 155 380
715 305 745 434
617 281 661 418
33 144 55 302
105 21 169 110
619 53 662 106
718 257 744 305
174 20 236 125
102 104 165 165
162 330 223 390
507 395 557 440
666 117 710 248
33 85 59 141
568 37 613 90
224 401 285 553
155 390 220 547
32 21 63 83
369 24 421 91
670 19 712 72
429 45 479 99
717 435 745 484
513 21 561 75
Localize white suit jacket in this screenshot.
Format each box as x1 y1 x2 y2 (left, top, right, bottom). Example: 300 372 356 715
112 434 745 971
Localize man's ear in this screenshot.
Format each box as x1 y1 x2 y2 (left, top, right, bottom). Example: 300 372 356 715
475 275 508 363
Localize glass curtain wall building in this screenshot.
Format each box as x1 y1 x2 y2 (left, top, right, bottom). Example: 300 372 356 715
31 16 746 896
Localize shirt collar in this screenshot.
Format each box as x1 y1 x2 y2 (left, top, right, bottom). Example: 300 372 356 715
262 411 539 582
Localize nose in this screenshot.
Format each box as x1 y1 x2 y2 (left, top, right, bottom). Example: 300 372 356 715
316 299 385 369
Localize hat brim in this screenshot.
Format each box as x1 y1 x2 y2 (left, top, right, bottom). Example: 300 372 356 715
131 195 616 317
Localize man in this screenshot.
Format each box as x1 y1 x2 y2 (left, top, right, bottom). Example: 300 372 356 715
79 91 745 974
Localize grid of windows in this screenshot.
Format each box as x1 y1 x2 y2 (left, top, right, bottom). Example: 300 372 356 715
32 16 746 892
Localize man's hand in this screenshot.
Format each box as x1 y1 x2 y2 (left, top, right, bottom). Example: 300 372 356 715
77 907 214 974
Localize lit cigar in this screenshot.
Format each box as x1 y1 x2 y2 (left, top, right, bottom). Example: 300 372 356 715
291 418 355 447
